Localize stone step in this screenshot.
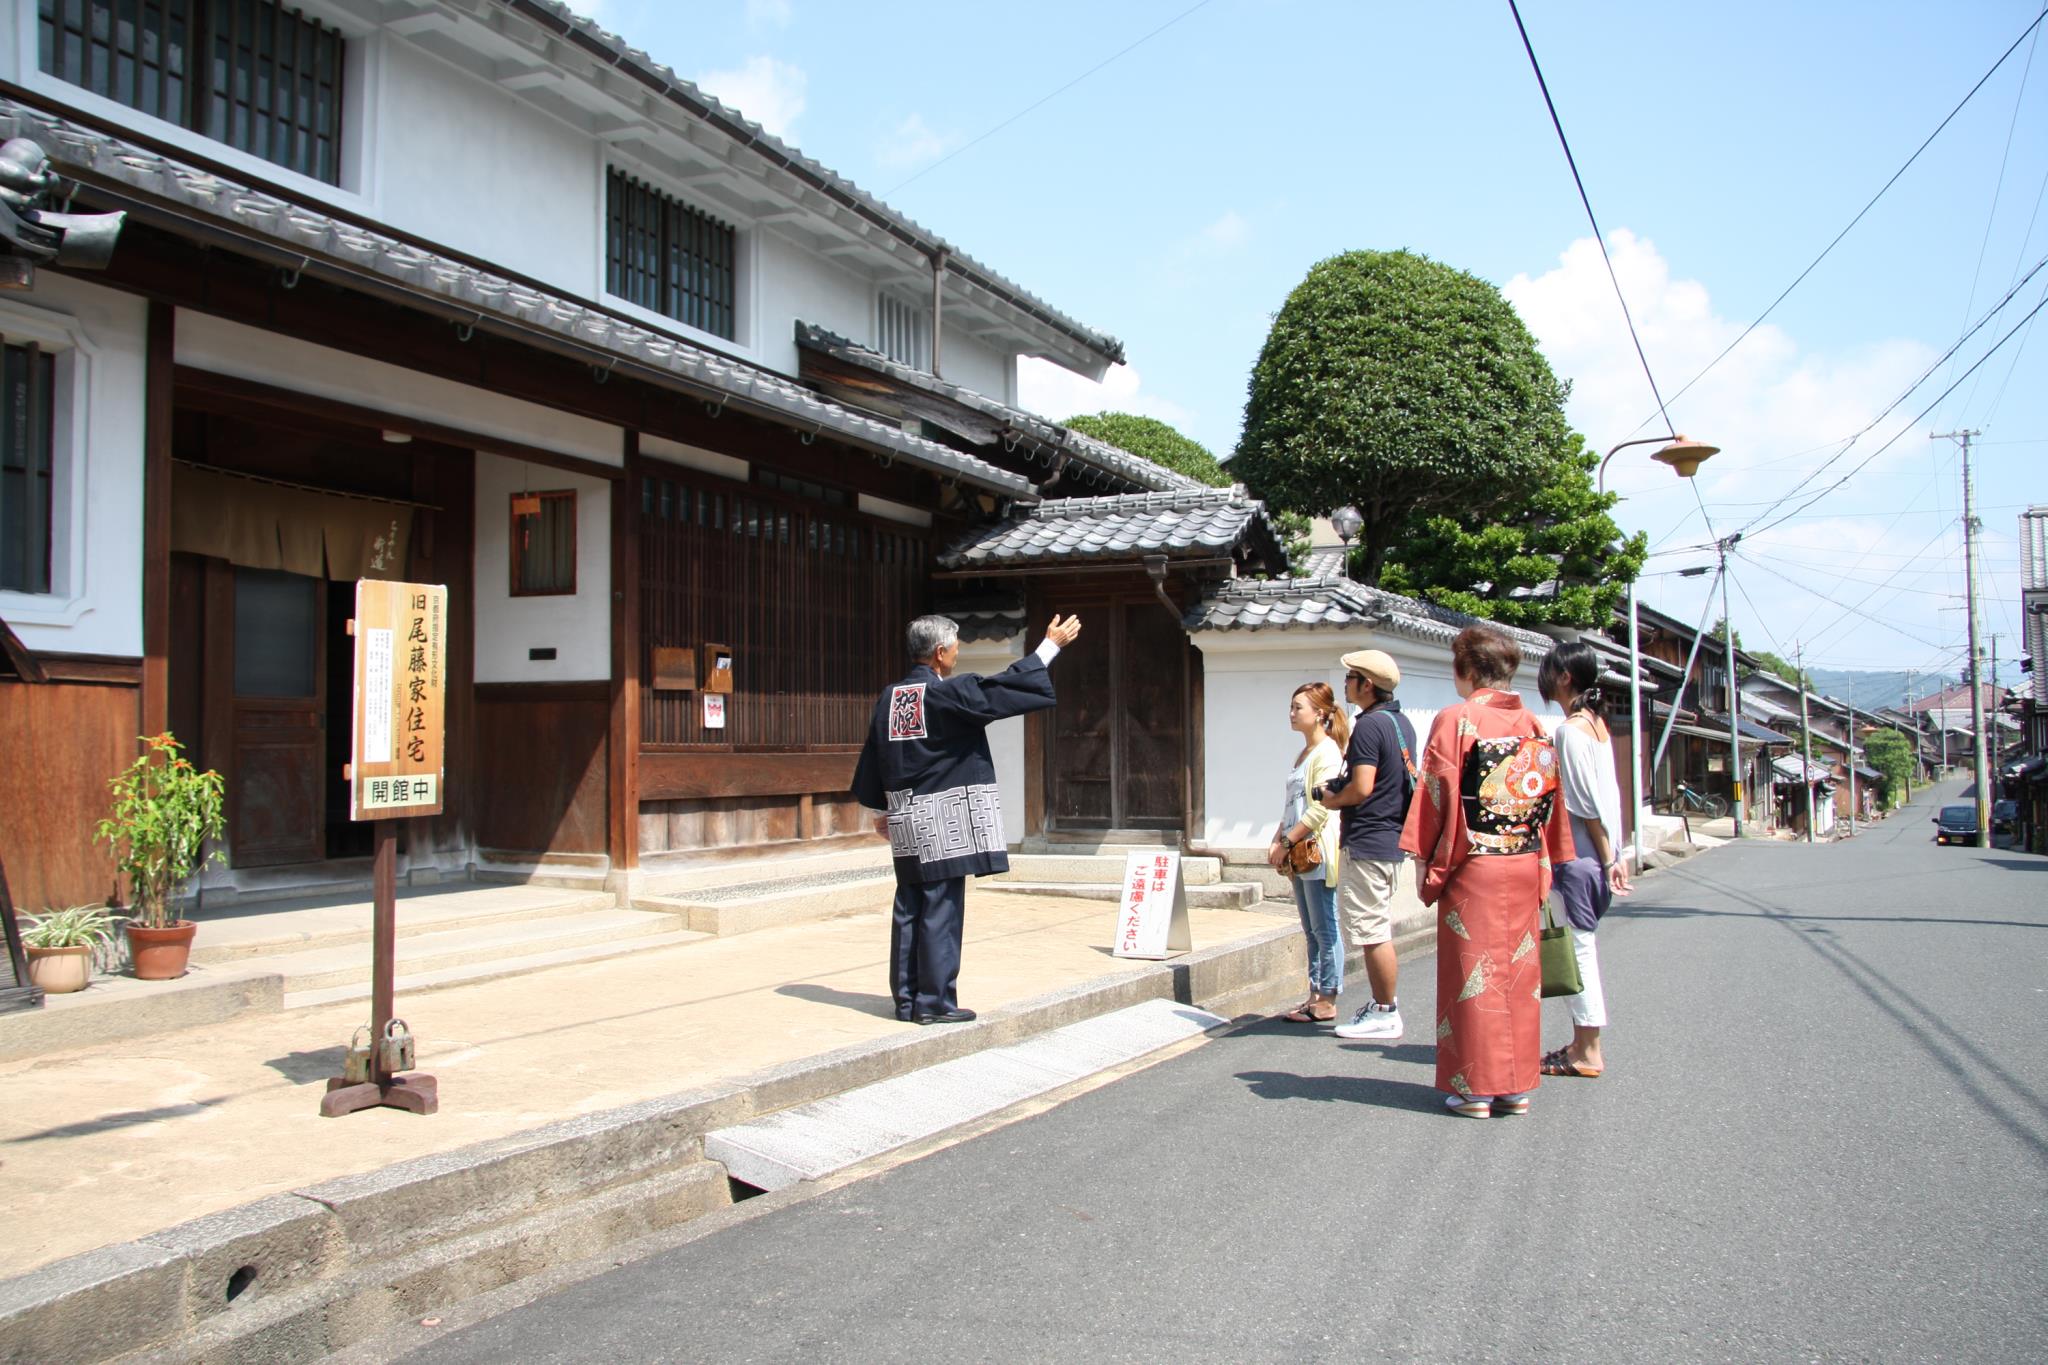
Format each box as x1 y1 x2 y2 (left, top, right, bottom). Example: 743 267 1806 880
258 908 685 992
283 926 710 1010
985 853 1220 886
635 844 894 898
989 880 1263 910
190 887 620 967
1018 833 1181 856
634 874 899 937
1218 862 1293 898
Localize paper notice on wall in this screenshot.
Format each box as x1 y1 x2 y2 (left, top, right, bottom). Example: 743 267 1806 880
361 628 394 763
704 693 726 729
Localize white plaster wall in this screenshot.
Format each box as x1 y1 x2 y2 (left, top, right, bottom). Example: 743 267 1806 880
0 275 148 657
473 454 612 682
1193 631 1548 850
752 231 878 376
176 313 624 468
957 636 1029 849
938 331 1012 406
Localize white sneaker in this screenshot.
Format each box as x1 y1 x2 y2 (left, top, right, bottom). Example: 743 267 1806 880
1333 1000 1402 1040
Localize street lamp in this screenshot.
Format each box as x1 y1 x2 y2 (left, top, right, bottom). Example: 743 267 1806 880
1330 504 1363 545
1602 434 1721 870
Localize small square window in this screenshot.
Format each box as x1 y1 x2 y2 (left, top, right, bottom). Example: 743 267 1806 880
510 490 576 597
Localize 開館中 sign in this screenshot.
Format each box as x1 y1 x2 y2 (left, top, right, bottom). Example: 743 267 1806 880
350 580 448 821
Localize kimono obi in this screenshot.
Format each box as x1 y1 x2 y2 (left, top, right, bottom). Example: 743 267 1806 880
1459 734 1560 856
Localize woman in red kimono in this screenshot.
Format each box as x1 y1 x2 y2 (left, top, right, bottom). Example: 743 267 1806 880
1400 624 1573 1118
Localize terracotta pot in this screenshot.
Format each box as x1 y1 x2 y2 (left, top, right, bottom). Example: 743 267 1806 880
25 944 92 994
126 920 198 980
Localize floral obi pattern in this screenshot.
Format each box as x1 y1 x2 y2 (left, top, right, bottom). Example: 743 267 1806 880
1459 734 1560 855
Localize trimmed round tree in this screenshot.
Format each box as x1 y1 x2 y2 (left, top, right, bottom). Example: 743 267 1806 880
1232 249 1578 585
1063 412 1228 487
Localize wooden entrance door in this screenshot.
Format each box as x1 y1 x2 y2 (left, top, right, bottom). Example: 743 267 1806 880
226 568 327 866
1046 596 1188 830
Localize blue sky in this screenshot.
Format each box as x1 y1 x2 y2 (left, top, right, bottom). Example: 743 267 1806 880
587 0 2045 691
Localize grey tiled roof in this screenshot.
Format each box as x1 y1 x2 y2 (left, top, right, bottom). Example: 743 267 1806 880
1187 572 1558 656
1297 546 1350 579
505 0 1123 367
1 98 1036 501
933 591 1028 643
937 487 1280 571
795 324 1199 495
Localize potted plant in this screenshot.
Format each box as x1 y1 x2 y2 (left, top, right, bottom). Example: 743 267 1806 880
94 732 226 980
20 904 119 994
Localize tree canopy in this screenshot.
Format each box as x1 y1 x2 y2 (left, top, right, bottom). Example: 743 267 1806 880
1377 438 1645 628
1862 729 1914 808
1231 249 1580 585
1063 412 1228 487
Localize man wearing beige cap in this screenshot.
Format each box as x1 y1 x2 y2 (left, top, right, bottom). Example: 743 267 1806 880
1319 648 1418 1040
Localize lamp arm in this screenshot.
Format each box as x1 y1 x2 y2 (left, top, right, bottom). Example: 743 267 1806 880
1597 434 1678 498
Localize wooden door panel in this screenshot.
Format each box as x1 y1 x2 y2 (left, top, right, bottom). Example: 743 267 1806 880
231 708 325 866
1118 602 1186 827
226 569 326 867
1048 610 1116 827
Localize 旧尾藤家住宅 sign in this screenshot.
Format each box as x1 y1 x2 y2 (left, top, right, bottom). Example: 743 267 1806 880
349 580 448 821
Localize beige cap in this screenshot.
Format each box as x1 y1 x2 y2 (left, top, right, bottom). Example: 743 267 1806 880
1340 648 1400 691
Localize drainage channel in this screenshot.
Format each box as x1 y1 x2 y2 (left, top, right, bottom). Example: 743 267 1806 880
707 998 1227 1195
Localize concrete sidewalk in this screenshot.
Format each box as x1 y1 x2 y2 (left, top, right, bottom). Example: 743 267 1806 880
0 888 1285 1280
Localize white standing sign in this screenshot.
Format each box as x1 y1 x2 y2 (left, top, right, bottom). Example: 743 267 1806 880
1112 850 1193 960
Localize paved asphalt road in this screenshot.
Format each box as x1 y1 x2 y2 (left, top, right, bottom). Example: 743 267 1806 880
403 780 2046 1363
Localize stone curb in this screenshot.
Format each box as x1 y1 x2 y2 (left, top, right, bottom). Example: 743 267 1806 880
0 922 1308 1365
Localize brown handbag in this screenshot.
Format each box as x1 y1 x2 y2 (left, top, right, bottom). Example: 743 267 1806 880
1286 836 1323 876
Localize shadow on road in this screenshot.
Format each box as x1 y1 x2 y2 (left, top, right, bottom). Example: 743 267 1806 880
1233 1069 1441 1114
1623 904 2047 932
1983 858 2048 874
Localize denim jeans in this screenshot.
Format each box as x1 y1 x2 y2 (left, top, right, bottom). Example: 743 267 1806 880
1292 872 1344 998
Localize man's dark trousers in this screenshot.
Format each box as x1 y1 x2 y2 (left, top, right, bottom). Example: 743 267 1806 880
890 876 965 1019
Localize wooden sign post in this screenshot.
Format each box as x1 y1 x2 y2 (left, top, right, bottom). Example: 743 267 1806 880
1110 850 1192 960
0 853 45 1014
322 580 447 1118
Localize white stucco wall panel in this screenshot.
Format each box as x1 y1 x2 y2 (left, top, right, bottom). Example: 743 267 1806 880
175 313 624 468
937 331 1011 408
0 275 148 657
753 232 877 377
473 454 612 682
1193 632 1545 850
957 636 1029 849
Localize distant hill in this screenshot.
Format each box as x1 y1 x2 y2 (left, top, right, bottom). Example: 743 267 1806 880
1805 666 2013 712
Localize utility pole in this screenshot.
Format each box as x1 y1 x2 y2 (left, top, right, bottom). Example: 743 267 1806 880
1903 670 1915 802
1719 534 1746 837
1934 429 1989 848
1797 641 1815 843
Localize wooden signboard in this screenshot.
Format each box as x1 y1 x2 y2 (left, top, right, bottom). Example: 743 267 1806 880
651 646 697 692
703 643 734 694
1111 850 1192 960
348 580 448 821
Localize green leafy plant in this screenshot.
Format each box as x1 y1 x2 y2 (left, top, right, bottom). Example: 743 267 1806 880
93 732 226 930
21 903 119 952
1062 412 1230 487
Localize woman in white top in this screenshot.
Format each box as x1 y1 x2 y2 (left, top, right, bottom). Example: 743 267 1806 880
1270 681 1349 1023
1536 642 1631 1077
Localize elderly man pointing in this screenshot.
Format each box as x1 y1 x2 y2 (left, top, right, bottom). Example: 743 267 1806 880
853 612 1083 1024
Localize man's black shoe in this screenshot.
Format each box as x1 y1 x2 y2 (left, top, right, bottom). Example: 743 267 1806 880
913 1008 977 1025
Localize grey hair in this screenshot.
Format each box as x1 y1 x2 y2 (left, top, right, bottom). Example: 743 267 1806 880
906 614 960 662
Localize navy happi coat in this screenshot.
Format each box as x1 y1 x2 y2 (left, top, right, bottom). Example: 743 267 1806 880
852 655 1058 886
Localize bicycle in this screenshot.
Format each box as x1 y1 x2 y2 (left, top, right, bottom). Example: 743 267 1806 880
1668 782 1729 820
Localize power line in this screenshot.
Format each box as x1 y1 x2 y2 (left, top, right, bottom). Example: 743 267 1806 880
1624 2 2048 436
1735 551 1954 652
883 0 1218 196
1507 0 1675 435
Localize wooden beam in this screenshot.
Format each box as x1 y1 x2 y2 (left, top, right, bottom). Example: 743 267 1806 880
638 750 858 802
141 302 173 739
609 433 642 873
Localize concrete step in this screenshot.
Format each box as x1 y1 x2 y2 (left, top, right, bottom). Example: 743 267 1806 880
986 853 1220 886
634 873 899 936
1018 833 1181 855
990 880 1263 910
283 926 710 1010
259 908 684 992
1218 862 1293 898
190 887 618 967
635 844 894 898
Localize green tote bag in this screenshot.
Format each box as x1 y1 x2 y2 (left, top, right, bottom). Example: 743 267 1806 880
1539 899 1583 999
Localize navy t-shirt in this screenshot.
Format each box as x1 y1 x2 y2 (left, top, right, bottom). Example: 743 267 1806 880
1335 702 1418 862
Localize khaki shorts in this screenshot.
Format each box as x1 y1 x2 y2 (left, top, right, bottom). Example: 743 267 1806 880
1340 857 1401 946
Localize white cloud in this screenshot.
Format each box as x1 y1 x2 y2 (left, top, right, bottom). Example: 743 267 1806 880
745 0 792 30
1504 231 1936 513
1196 210 1251 252
876 114 957 170
1017 358 1196 434
695 56 807 140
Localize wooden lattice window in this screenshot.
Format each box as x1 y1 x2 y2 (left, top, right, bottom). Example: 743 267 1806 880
0 342 58 595
638 470 928 748
606 169 737 340
38 0 345 185
510 489 576 597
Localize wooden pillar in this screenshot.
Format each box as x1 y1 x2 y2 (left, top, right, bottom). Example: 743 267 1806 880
608 434 642 876
140 302 174 739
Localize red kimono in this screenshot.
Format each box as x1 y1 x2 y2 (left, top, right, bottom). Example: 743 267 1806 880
1399 688 1573 1101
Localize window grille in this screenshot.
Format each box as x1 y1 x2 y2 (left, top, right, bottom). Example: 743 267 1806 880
0 342 57 595
510 490 577 597
38 0 345 184
606 169 737 341
877 293 930 372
